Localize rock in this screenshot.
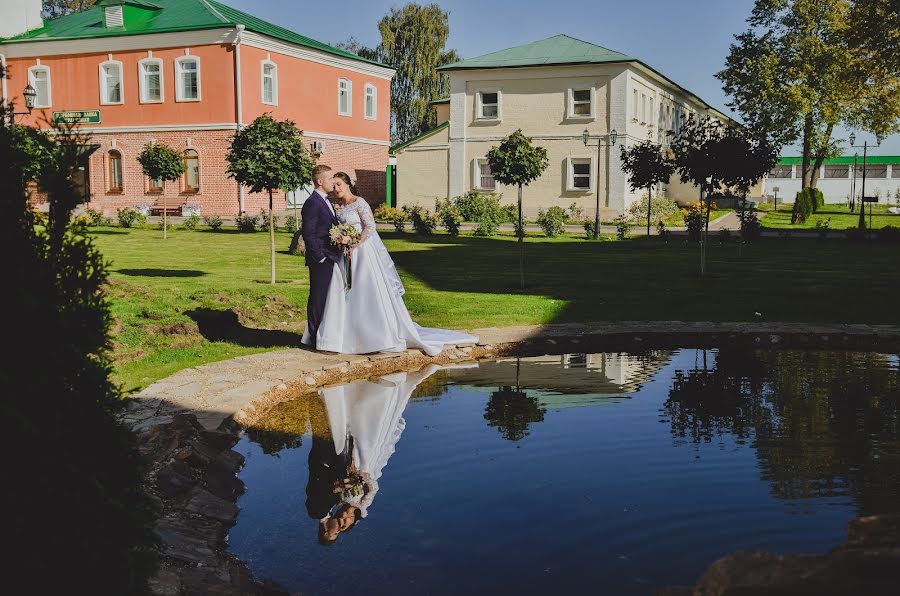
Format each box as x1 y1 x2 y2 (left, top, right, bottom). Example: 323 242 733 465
199 429 240 451
184 487 240 523
148 565 181 596
175 440 221 468
304 376 317 386
155 520 220 567
204 452 246 500
156 460 197 497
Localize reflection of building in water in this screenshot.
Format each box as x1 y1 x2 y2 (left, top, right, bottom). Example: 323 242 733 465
443 352 671 409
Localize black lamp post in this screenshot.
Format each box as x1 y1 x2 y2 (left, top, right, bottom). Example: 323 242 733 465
582 128 617 239
12 84 37 119
848 132 883 230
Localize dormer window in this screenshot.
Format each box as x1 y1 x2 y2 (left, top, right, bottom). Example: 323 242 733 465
104 5 124 28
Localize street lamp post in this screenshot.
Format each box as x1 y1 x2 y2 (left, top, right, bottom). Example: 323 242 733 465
582 128 617 240
851 152 858 213
848 132 883 230
773 186 779 211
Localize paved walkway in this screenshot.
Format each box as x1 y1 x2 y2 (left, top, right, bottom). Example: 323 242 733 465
125 321 900 434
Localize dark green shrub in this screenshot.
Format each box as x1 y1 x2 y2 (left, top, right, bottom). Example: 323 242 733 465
792 189 814 223
117 207 146 228
452 191 503 222
583 221 596 239
236 213 259 232
537 206 567 237
410 207 439 235
740 210 762 242
3 115 159 593
284 214 300 233
682 203 705 242
84 207 110 226
473 213 499 236
203 214 224 231
258 211 279 232
500 203 518 223
614 214 632 240
435 198 462 236
180 213 201 230
814 217 831 241
811 187 825 212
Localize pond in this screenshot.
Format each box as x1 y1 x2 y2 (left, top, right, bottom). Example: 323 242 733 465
229 348 900 595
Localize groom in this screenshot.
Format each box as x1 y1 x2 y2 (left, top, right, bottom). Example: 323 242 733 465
301 164 340 349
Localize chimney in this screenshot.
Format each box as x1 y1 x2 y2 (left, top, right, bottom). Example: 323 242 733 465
0 0 43 39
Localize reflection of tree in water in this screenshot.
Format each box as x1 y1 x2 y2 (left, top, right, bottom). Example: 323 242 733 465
409 370 451 401
484 359 546 441
245 392 330 456
662 348 900 514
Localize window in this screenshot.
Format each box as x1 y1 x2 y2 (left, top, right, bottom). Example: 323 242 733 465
108 150 123 192
640 93 647 124
175 56 200 102
365 83 377 120
28 65 51 108
261 61 277 105
567 157 593 191
148 177 163 193
338 78 351 116
139 58 163 103
183 150 200 192
632 89 638 122
824 165 849 178
476 90 500 120
473 159 496 191
769 165 793 178
99 60 123 105
568 87 593 119
864 165 887 179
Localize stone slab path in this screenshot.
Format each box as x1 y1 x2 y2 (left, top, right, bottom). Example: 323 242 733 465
125 321 900 434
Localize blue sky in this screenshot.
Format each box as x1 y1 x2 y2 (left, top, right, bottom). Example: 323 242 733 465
227 0 898 155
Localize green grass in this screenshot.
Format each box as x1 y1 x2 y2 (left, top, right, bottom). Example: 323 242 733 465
759 204 900 229
90 226 900 392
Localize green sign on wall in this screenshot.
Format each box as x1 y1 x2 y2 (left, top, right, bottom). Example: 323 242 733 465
52 110 101 124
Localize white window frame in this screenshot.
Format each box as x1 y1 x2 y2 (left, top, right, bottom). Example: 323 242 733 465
28 65 52 108
98 59 124 105
261 59 278 106
338 78 352 116
475 88 501 121
174 55 201 102
632 89 638 122
138 57 164 103
364 83 377 120
567 85 595 120
566 157 594 192
472 158 496 191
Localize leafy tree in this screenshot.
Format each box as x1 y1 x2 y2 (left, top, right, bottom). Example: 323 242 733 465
670 115 728 276
42 0 95 18
714 126 778 238
344 3 460 143
484 387 546 441
2 107 159 594
620 139 675 237
136 142 184 239
718 0 897 191
487 129 549 289
226 114 314 284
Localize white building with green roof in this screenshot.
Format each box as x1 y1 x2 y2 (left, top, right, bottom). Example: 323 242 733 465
391 34 734 218
764 156 900 205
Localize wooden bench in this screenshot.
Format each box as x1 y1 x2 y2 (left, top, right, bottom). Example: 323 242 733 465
149 199 181 216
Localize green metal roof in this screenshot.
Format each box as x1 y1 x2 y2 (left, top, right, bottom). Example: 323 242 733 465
439 34 634 70
0 0 388 69
779 155 900 165
389 121 449 154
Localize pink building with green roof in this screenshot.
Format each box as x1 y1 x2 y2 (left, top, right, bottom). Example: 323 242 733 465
0 0 394 216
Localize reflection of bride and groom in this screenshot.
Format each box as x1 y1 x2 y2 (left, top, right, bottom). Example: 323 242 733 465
306 364 442 545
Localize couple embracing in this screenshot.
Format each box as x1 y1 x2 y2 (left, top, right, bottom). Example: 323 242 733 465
300 165 477 356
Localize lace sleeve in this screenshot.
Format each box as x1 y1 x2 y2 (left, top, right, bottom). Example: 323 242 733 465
356 198 377 243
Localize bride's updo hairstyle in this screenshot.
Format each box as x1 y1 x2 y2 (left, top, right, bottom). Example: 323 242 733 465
333 171 357 195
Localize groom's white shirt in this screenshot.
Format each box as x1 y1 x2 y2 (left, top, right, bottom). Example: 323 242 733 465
314 188 335 263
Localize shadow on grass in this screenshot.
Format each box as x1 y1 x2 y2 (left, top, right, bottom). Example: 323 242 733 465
88 229 130 235
186 308 306 348
117 268 208 278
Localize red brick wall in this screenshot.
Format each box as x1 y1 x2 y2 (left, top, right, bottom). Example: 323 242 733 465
41 129 389 216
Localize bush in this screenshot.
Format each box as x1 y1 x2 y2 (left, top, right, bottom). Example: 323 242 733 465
682 203 705 242
84 207 110 226
409 206 439 235
628 194 680 225
258 211 279 232
236 213 259 232
181 213 201 230
473 214 499 236
373 205 407 231
567 202 586 224
284 214 300 233
435 198 463 236
740 210 762 242
117 207 147 228
614 214 632 240
814 217 831 241
203 215 224 231
812 187 825 212
33 210 49 227
792 188 815 223
537 206 567 237
583 221 596 239
500 203 518 224
657 220 671 242
453 191 504 222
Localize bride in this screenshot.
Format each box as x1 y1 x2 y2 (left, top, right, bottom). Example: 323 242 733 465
302 172 478 356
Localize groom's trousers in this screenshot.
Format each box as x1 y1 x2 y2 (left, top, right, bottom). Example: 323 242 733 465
306 260 335 346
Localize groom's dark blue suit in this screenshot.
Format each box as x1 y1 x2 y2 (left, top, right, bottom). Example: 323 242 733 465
301 191 340 348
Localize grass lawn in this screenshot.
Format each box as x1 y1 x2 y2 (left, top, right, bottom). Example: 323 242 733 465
759 204 900 229
90 226 900 392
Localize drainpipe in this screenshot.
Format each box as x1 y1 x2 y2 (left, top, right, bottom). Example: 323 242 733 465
233 25 245 214
0 54 8 123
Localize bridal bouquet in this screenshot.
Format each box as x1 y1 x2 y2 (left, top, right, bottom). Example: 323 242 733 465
333 470 365 500
329 223 361 291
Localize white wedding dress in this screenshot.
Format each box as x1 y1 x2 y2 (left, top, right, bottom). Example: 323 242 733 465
302 197 478 356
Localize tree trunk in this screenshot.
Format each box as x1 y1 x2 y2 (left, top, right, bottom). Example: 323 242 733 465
647 184 652 237
800 113 813 190
699 186 707 278
518 184 525 290
269 189 276 285
810 122 834 193
162 192 167 240
738 189 746 257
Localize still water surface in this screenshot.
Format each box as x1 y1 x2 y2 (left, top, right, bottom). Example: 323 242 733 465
229 349 899 595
